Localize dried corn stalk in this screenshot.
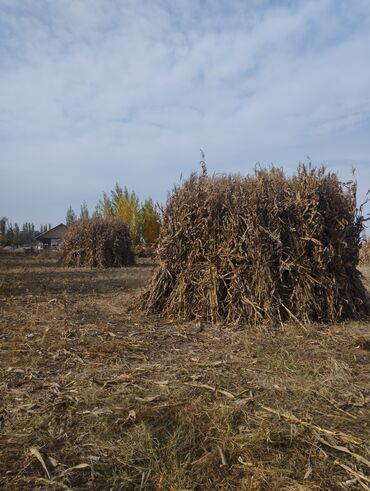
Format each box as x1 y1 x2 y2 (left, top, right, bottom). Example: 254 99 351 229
141 165 369 325
360 238 370 265
60 217 134 268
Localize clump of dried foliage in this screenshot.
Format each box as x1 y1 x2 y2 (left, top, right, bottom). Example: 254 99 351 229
142 165 369 325
60 217 134 268
360 238 370 265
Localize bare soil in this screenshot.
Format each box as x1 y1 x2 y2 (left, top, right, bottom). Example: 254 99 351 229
0 253 369 490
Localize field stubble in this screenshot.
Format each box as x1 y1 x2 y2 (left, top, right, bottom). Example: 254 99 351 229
0 253 369 490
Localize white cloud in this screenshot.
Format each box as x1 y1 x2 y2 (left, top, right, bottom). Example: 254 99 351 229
0 0 369 224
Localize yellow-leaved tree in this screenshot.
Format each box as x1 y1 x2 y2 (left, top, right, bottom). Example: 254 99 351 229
100 193 114 218
141 198 161 246
96 183 161 250
111 184 142 246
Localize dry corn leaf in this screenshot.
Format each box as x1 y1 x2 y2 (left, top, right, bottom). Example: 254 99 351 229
60 463 90 476
304 463 312 479
48 456 59 468
135 395 161 402
29 447 50 479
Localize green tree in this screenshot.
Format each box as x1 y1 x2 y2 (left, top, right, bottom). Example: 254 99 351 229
92 205 102 218
6 224 14 246
66 206 77 226
13 223 21 246
20 222 37 244
0 217 7 236
80 201 89 219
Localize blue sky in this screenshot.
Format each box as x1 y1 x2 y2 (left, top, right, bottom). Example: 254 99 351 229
0 0 369 226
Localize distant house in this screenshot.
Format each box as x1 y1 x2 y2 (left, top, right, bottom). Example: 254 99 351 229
36 223 68 249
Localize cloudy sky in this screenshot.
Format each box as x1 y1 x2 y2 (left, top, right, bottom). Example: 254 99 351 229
1 0 370 226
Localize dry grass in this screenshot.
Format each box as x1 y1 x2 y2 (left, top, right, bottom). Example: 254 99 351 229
142 166 369 325
1 253 369 490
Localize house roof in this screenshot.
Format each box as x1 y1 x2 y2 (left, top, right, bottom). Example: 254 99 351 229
36 223 68 241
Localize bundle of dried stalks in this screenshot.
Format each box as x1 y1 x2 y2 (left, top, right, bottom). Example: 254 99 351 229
360 238 370 265
141 165 369 325
60 217 134 268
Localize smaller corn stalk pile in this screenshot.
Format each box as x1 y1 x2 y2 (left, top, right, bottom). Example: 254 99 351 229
141 165 369 325
60 217 135 268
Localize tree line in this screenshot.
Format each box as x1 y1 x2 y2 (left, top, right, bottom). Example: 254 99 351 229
1 184 161 249
66 184 161 248
0 218 51 247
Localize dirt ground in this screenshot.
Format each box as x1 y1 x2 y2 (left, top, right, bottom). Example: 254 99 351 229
0 252 369 490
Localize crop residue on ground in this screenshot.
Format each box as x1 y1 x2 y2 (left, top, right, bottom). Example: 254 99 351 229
0 253 369 490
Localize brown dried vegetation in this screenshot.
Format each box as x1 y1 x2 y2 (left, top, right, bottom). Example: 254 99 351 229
142 166 369 325
360 238 370 266
60 217 134 268
0 253 369 490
